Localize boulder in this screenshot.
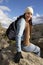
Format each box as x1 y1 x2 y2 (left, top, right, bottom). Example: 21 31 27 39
38 38 43 48
0 47 43 65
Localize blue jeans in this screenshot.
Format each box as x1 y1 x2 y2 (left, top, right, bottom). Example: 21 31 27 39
21 43 40 56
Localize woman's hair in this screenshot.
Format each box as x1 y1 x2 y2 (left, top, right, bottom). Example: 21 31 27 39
15 14 32 25
15 14 32 37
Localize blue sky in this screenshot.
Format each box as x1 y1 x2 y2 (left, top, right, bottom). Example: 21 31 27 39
0 0 43 28
0 0 43 18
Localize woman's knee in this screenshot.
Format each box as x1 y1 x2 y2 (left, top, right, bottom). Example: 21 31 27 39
36 46 40 52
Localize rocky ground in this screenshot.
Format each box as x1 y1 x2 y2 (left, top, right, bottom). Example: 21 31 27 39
31 24 43 57
0 23 43 65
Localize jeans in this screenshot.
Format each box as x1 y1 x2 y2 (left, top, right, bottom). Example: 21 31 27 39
21 43 40 56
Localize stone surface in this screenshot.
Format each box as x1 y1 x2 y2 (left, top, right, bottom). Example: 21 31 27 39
0 44 43 65
0 23 43 65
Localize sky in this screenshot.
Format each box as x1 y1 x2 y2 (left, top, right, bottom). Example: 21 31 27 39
0 0 43 18
0 0 43 28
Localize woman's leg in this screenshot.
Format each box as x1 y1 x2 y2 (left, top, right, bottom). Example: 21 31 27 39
21 43 40 56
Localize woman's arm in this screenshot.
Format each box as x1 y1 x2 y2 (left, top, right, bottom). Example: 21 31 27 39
16 18 25 52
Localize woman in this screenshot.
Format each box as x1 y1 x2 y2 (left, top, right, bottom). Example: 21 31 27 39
14 7 40 63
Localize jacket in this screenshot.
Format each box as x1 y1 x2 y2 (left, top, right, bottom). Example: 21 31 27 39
15 17 32 52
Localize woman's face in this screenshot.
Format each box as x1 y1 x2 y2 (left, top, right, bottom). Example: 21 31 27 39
25 12 32 21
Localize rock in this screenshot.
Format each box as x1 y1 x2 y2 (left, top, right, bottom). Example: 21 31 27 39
0 48 43 65
38 38 43 48
38 38 43 58
0 50 3 65
0 24 43 65
0 39 9 49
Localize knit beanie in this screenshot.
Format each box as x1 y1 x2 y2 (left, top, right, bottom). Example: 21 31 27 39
25 7 34 15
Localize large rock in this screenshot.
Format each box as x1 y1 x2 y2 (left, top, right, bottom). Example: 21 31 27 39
38 38 43 58
38 38 43 48
0 45 43 65
0 24 43 65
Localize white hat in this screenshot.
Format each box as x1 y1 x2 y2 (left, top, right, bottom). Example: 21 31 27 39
25 7 34 14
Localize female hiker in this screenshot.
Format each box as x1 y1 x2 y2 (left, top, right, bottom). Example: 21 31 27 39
14 7 40 63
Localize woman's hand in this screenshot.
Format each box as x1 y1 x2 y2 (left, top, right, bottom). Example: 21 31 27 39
14 52 23 63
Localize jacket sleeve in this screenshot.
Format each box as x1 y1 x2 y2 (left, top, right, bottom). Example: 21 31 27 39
16 18 25 52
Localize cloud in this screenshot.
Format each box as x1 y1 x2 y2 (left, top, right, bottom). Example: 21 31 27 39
0 8 43 28
36 13 40 17
12 15 43 26
32 15 43 25
12 17 17 22
0 9 11 28
0 6 11 11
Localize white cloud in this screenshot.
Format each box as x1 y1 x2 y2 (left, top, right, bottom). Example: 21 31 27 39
12 17 17 22
0 8 43 28
36 13 40 17
32 15 43 25
12 15 43 26
0 6 11 11
0 9 11 28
